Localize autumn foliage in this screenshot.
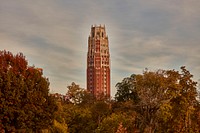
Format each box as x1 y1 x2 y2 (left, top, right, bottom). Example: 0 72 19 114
114 67 200 132
0 50 57 132
56 67 200 132
1 50 200 132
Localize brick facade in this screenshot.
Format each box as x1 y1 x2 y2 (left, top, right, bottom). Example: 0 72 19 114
87 25 110 98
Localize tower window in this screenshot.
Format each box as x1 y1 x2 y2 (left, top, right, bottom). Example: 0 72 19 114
97 32 100 36
92 32 94 37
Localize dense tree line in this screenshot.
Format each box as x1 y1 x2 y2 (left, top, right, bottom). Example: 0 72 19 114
114 67 200 132
54 67 200 133
1 50 200 132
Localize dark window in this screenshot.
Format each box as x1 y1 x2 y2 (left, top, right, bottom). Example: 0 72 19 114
97 32 100 36
92 32 94 37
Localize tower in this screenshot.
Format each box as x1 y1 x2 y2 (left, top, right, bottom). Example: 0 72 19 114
87 25 110 98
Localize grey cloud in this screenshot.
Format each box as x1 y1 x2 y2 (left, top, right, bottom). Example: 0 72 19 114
1 0 200 96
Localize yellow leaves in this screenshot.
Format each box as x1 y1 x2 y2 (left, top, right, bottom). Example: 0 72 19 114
159 103 173 122
53 120 68 133
114 66 199 132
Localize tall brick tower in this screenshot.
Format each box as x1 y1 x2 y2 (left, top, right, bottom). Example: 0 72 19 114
87 25 110 98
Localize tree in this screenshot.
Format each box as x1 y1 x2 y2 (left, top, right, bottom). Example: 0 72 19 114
95 113 135 133
50 120 68 133
116 122 127 133
160 66 198 132
0 50 57 132
49 100 68 133
114 67 199 132
66 82 87 105
115 74 139 102
62 104 95 133
91 100 111 126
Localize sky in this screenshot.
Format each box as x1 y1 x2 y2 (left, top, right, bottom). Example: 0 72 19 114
1 0 200 96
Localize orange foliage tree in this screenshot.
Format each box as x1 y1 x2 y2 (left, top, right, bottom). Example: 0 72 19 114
0 50 57 132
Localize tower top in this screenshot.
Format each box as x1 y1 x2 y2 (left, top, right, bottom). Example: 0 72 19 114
90 24 107 38
91 24 105 28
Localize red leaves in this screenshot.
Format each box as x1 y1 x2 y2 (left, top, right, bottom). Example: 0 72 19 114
0 50 27 76
0 50 56 131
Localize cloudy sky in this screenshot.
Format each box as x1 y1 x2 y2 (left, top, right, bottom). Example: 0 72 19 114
1 0 200 96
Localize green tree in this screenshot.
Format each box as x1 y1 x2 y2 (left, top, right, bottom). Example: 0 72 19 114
50 120 68 133
67 82 87 105
159 67 198 132
49 95 69 133
63 104 95 133
114 67 199 132
91 100 111 126
96 112 136 133
115 74 139 102
0 50 57 132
